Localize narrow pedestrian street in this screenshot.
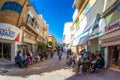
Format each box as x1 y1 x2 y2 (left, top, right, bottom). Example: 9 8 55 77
0 53 74 80
0 53 120 80
0 0 120 80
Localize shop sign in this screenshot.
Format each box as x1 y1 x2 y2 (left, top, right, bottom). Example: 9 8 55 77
90 14 102 39
0 29 15 38
0 23 22 41
90 24 102 39
90 31 102 38
105 21 120 33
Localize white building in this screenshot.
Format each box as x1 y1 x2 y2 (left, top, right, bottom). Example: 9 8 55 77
62 22 72 53
0 23 22 63
72 0 120 70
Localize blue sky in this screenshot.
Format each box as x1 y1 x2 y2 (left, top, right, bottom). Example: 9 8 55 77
29 0 74 43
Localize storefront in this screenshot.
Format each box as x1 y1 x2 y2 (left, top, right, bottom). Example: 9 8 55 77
101 4 120 69
71 34 86 53
23 30 37 53
22 24 38 54
87 38 99 54
87 15 106 56
0 23 22 63
102 20 120 69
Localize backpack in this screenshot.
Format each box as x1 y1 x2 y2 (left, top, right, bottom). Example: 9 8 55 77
83 52 88 59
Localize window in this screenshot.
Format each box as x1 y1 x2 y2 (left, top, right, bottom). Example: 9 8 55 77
32 18 34 22
36 24 39 29
26 14 35 27
26 14 31 23
75 18 80 27
83 3 91 15
105 5 120 25
1 2 22 14
15 4 22 13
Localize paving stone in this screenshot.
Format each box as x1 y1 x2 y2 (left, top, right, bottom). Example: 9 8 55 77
0 53 120 80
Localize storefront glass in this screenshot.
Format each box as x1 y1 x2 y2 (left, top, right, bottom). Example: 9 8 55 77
0 43 11 61
100 46 105 57
105 5 120 25
90 38 99 54
0 43 2 60
109 45 120 69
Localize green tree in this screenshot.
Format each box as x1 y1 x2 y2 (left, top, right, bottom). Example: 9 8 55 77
37 41 47 52
56 45 60 50
48 41 53 49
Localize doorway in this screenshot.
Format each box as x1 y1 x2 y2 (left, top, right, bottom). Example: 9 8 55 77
109 45 120 69
0 43 11 61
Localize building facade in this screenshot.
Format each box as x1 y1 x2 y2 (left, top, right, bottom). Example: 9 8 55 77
72 0 98 53
0 0 28 63
71 0 120 70
101 0 120 70
48 34 57 50
62 22 73 53
0 0 48 63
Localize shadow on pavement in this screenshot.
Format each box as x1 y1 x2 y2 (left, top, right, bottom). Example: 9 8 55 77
0 54 69 78
65 69 120 80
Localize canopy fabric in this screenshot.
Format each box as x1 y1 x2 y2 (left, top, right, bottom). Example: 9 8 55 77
72 38 79 46
78 33 90 45
71 17 98 46
77 17 96 39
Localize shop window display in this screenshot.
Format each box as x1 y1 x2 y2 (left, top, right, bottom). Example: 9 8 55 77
100 46 105 57
112 46 119 64
0 43 2 60
110 45 120 69
0 43 11 61
117 46 120 68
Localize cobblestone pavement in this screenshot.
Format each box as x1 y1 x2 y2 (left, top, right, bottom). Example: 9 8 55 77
0 53 120 80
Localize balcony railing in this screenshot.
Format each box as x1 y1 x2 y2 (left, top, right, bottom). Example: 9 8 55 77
21 22 46 40
25 23 39 35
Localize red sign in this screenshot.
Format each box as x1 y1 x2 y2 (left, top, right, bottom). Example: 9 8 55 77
105 22 120 32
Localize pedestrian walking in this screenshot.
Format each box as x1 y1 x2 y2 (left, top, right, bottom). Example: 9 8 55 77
57 50 63 61
67 49 72 59
50 50 54 58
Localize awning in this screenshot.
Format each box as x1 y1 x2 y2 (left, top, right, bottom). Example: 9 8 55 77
78 33 90 45
101 29 120 47
77 17 96 39
102 40 120 47
72 17 97 46
72 38 79 46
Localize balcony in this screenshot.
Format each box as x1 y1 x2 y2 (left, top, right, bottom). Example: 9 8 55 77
25 23 39 36
72 0 89 24
37 36 45 42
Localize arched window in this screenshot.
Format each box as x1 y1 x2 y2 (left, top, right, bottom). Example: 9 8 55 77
1 2 22 14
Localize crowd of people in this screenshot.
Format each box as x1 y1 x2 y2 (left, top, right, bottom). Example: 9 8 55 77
66 49 105 74
15 49 55 68
15 48 64 68
15 47 105 74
